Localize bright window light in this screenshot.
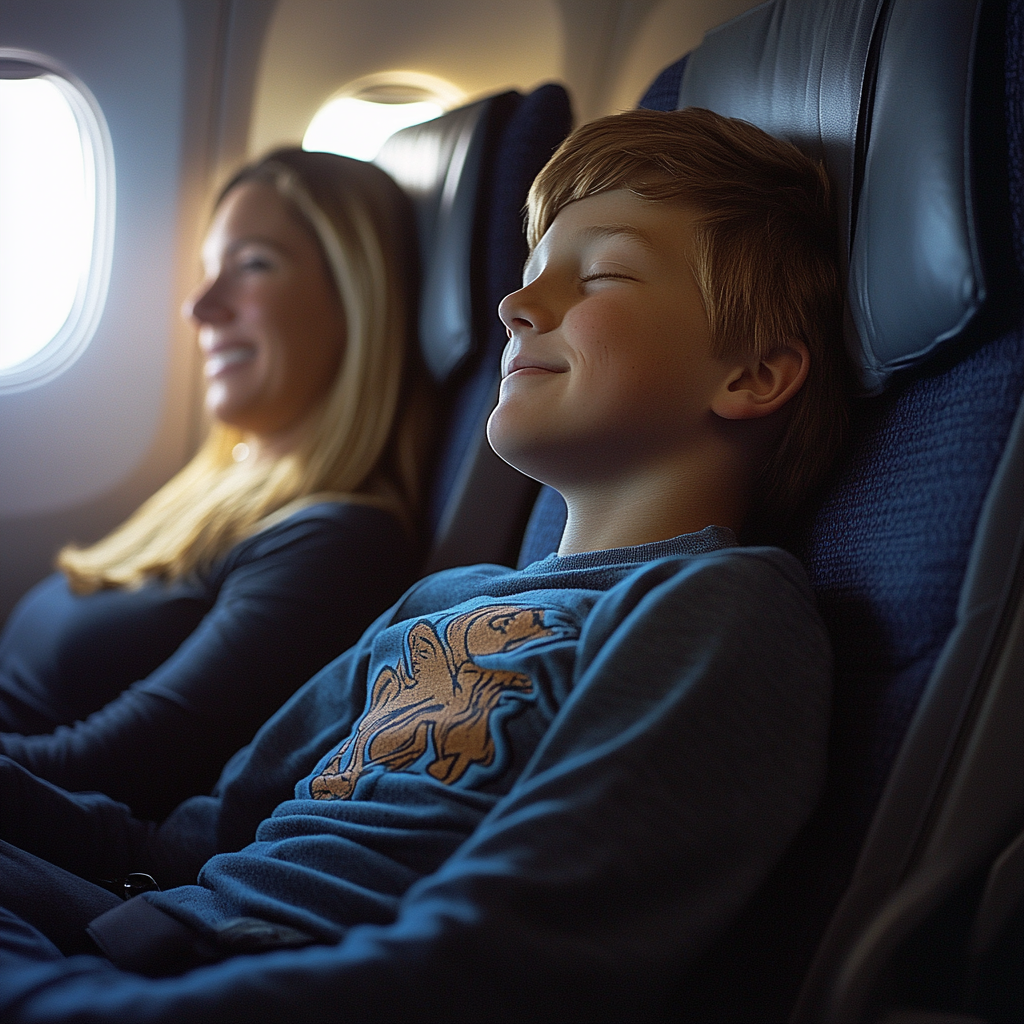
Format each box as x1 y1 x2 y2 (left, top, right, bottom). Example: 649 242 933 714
304 96 445 161
0 52 113 391
0 77 90 370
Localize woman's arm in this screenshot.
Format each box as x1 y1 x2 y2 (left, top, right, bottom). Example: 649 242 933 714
0 605 387 887
0 503 414 820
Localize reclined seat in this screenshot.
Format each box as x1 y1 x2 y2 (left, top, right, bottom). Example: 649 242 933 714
519 1 1023 1020
374 84 572 572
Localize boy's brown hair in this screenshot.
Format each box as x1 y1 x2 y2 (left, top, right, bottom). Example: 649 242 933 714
527 107 851 538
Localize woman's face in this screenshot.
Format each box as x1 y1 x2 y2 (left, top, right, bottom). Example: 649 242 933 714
184 181 346 446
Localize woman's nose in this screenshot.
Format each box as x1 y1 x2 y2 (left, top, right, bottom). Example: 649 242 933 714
182 276 231 325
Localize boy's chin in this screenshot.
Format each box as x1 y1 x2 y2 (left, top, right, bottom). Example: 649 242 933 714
486 410 558 485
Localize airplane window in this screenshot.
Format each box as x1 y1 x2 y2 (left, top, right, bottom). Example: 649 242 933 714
0 51 113 392
303 73 462 161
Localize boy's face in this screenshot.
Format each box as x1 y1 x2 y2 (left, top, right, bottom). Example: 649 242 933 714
488 190 734 489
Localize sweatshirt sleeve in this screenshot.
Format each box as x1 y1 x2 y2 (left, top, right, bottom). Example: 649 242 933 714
0 607 391 888
0 504 414 821
0 549 833 1023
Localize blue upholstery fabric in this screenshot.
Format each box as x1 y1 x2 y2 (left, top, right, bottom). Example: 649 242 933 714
638 54 687 110
426 85 572 536
517 485 567 567
802 351 1024 832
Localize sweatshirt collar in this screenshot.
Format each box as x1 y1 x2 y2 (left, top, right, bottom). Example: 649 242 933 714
520 524 738 574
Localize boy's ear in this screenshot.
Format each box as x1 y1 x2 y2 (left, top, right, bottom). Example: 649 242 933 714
711 340 809 421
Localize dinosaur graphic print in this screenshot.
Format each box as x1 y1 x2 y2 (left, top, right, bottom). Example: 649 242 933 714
311 604 553 800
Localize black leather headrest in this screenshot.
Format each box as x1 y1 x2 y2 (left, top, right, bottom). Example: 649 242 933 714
679 0 985 394
376 96 496 384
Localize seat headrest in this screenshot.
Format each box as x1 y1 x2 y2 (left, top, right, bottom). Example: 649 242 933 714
678 0 985 394
376 95 504 383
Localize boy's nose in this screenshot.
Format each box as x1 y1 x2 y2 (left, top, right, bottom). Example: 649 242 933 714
498 288 531 333
498 282 553 334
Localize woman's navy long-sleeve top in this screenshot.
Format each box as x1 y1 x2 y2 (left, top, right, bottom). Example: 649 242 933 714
0 501 416 820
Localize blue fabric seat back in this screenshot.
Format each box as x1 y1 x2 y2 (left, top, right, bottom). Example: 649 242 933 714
517 1 1023 1016
378 85 572 568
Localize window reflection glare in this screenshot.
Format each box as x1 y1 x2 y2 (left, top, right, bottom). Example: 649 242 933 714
0 76 93 371
303 97 445 161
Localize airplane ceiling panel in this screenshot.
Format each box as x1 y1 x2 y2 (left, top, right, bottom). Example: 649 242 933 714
249 0 564 157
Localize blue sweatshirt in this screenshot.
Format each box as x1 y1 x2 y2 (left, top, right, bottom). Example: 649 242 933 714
0 502 415 819
0 528 831 1022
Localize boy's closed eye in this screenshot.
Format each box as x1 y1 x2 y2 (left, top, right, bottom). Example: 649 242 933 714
579 270 639 284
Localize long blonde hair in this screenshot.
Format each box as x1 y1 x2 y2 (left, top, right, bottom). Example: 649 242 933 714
60 149 430 594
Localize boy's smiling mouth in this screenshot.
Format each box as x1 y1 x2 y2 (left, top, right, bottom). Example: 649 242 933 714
501 345 567 378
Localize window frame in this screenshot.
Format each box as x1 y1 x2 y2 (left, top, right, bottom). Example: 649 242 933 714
0 48 115 393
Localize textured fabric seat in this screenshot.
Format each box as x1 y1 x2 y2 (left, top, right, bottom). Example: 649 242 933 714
518 1 1023 1019
376 85 572 572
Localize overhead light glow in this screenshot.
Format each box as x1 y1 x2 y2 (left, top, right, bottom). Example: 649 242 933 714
303 97 445 161
0 76 93 371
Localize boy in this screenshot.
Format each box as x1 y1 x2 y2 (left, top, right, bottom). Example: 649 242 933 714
0 108 848 1021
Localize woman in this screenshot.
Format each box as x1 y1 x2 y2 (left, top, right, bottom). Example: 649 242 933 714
0 149 431 820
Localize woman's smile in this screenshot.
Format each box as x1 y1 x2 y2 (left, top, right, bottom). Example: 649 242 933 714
200 340 258 379
184 180 346 444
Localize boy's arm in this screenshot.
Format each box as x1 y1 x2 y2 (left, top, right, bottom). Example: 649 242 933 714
0 549 831 1022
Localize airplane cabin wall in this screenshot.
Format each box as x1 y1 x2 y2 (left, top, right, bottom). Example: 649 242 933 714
248 0 764 153
0 0 270 622
0 0 760 626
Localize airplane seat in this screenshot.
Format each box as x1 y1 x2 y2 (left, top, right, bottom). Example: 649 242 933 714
517 1 1024 1020
374 84 572 573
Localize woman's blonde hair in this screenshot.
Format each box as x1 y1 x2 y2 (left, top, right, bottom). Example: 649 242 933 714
60 148 431 594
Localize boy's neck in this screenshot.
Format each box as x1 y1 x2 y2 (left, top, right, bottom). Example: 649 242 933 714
555 453 750 556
